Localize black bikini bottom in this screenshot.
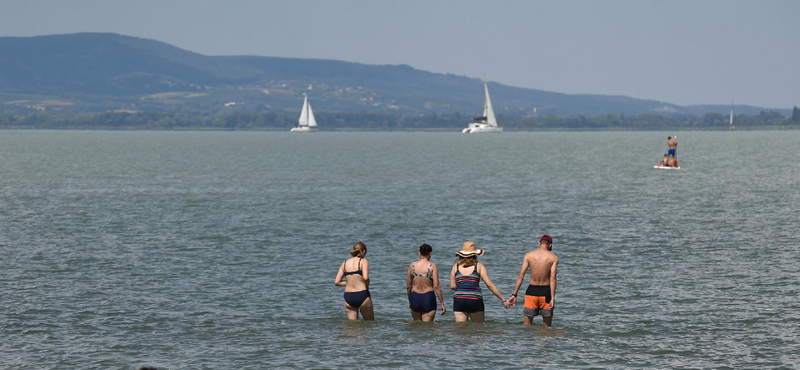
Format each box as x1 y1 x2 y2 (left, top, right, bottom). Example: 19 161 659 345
344 290 371 308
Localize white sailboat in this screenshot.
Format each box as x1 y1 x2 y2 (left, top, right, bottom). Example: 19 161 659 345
462 76 502 133
729 107 735 130
290 93 318 132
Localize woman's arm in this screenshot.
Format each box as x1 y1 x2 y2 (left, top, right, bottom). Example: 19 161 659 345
449 262 457 290
362 259 370 289
478 263 506 303
406 263 414 301
334 261 346 286
432 263 446 315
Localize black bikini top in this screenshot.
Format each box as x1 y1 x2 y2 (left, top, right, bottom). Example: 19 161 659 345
343 258 363 276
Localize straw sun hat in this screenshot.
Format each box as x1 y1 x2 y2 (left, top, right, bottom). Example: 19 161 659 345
455 241 485 257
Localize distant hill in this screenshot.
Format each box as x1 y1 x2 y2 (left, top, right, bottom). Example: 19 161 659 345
0 33 790 117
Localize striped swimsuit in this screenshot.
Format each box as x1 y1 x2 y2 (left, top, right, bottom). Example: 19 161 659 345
453 264 484 313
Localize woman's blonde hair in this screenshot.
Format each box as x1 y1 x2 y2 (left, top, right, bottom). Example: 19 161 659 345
457 255 477 267
350 242 367 258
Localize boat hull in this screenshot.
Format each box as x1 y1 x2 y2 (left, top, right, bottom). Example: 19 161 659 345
462 123 502 133
290 126 317 132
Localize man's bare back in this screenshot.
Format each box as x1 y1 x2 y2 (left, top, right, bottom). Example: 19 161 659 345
525 248 558 286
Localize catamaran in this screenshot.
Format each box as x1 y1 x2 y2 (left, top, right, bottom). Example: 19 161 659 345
462 77 502 133
290 93 318 132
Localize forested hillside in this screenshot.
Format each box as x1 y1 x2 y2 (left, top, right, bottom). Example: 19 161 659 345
1 33 790 119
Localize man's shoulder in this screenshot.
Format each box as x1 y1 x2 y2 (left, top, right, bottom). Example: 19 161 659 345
538 249 558 261
525 250 541 259
527 249 554 260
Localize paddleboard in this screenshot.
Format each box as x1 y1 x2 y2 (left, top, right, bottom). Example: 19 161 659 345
654 164 680 170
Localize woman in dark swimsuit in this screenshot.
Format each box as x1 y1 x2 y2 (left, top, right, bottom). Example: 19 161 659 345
406 243 446 321
450 241 510 323
334 242 374 320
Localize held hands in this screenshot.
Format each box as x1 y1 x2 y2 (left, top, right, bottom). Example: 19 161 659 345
507 295 517 307
503 299 512 309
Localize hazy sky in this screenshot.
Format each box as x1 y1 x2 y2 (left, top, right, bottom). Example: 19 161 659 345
1 0 798 108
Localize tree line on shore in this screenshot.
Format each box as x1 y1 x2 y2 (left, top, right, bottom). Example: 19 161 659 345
1 109 797 130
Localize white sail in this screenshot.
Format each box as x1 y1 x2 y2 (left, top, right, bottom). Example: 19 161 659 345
307 99 317 127
298 95 309 127
729 109 733 128
291 94 319 132
297 94 318 128
483 82 497 127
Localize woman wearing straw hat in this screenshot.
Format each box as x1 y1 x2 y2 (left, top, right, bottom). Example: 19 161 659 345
406 243 446 321
450 241 510 322
334 242 374 320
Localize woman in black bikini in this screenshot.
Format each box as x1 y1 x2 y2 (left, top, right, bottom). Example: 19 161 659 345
334 242 374 320
406 243 446 321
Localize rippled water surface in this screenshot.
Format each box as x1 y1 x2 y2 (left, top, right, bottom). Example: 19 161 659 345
1 130 798 369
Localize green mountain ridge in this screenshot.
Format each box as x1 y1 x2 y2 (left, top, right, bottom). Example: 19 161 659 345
0 33 790 117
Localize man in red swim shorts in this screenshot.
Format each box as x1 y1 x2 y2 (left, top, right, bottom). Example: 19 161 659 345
508 235 559 326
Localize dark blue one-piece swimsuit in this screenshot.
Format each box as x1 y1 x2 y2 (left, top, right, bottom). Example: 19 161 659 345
409 262 437 312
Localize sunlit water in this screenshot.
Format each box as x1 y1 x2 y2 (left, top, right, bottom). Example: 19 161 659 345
1 130 798 369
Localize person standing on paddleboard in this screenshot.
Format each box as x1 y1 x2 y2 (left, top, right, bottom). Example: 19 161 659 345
507 235 559 326
667 136 678 162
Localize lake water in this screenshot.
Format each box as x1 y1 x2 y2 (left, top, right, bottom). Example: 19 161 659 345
1 130 798 369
